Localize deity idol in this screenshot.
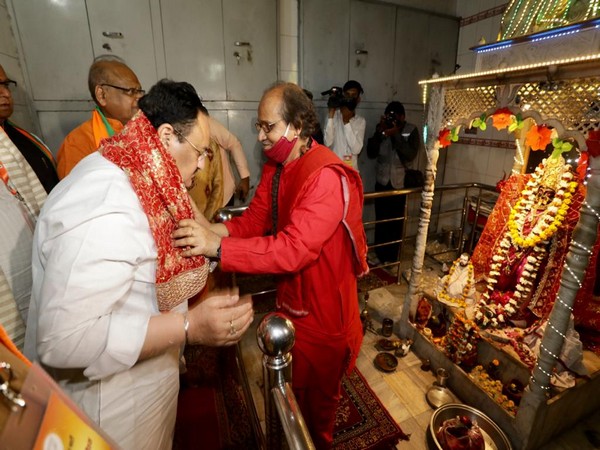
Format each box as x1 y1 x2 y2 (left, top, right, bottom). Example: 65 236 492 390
472 154 583 329
437 253 476 310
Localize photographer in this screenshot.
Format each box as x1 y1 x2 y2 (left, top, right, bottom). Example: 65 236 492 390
367 101 420 264
324 80 366 171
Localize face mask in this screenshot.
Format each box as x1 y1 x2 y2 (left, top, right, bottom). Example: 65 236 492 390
264 123 297 163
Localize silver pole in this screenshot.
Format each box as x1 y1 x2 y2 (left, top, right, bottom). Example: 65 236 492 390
257 312 315 450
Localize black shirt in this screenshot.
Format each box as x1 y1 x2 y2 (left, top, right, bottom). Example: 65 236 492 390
4 122 59 193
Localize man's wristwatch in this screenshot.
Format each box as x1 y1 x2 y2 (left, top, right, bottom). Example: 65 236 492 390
208 245 221 273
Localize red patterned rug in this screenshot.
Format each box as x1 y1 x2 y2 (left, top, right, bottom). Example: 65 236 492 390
334 368 410 449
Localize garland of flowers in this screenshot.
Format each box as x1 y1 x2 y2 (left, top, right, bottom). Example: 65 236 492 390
475 157 578 328
438 260 474 308
507 162 577 248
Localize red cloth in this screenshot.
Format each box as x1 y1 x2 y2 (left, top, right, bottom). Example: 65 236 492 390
222 144 366 449
102 111 208 311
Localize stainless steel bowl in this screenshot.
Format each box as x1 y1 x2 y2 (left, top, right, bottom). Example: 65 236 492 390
428 403 512 450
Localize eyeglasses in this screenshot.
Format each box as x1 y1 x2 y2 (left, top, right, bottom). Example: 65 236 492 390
174 129 212 160
255 119 283 134
101 83 145 97
0 79 17 90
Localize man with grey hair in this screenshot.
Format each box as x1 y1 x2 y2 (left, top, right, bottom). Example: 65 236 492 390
56 55 144 178
0 64 51 349
0 63 58 192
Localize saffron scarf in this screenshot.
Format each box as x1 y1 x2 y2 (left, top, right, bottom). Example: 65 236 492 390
102 111 208 311
91 106 116 148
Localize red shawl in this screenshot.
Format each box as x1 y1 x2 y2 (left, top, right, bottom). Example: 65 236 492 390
102 112 208 311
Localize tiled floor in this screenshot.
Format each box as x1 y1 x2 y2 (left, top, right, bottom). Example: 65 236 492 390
354 282 437 450
240 273 600 450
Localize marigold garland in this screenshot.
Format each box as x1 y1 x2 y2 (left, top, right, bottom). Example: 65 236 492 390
507 164 577 248
476 157 579 328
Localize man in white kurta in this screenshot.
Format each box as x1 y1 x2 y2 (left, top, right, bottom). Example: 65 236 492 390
324 80 366 171
0 127 47 349
24 80 255 450
25 152 180 449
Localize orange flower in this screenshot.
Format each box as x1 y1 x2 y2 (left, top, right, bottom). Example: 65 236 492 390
438 128 452 148
525 125 552 151
492 108 513 130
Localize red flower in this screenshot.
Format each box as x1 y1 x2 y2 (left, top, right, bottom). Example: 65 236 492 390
525 125 552 151
577 152 588 181
492 108 512 130
438 129 452 148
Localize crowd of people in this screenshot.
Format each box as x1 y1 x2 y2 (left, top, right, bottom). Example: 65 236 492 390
1 56 421 449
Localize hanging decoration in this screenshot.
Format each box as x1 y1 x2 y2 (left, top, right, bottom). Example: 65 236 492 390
491 108 514 130
435 109 527 149
499 0 600 40
525 124 553 150
438 128 458 148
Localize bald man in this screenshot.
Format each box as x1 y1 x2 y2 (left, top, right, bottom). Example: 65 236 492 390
56 57 144 178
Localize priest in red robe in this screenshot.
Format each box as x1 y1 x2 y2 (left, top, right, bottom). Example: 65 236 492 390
173 82 368 449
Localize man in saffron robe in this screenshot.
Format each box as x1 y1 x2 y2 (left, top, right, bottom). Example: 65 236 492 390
0 64 58 193
56 56 144 179
173 82 368 449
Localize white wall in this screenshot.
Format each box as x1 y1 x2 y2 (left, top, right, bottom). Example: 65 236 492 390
453 0 515 183
279 0 298 83
433 0 515 232
456 0 507 73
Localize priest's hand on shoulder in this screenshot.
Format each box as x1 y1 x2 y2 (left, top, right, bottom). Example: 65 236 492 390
173 218 221 258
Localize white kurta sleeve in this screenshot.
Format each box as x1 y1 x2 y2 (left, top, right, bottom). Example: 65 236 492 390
344 115 366 156
31 165 157 380
324 116 336 147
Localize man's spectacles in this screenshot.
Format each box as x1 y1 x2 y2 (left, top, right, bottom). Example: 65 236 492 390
255 119 283 134
174 129 212 160
0 79 17 90
101 83 145 97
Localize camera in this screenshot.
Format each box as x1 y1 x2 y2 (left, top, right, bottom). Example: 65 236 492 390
321 86 345 108
383 114 398 129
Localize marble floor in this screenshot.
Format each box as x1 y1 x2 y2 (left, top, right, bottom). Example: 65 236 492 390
239 272 600 450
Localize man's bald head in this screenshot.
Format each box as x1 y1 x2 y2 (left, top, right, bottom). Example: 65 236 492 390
88 58 143 125
88 58 135 102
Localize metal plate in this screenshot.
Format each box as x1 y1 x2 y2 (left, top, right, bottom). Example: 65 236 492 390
373 352 398 372
429 403 512 450
426 385 456 409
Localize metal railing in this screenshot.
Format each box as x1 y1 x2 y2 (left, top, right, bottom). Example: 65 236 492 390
362 182 498 280
256 313 315 450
